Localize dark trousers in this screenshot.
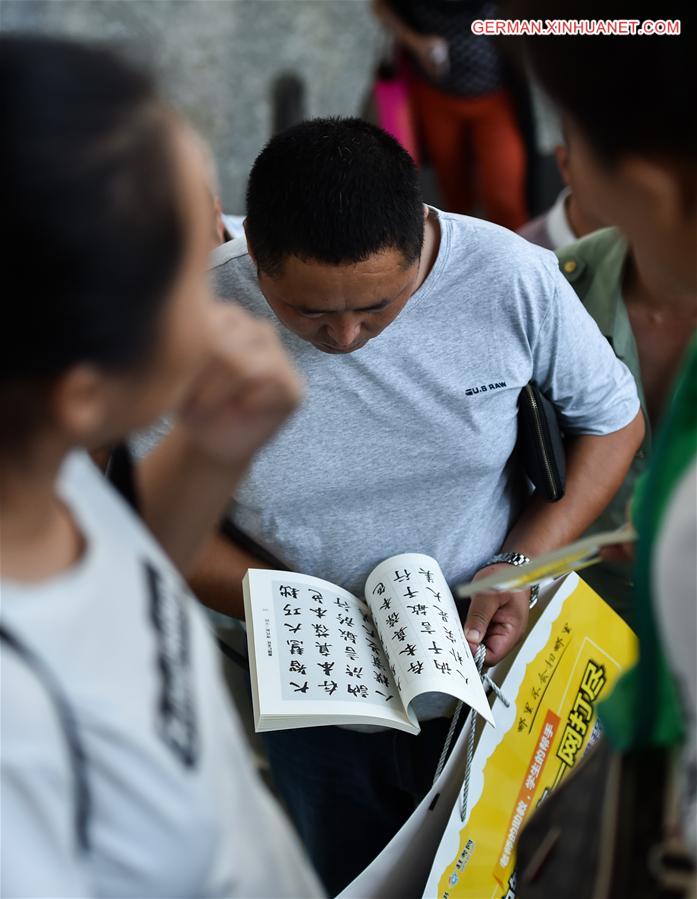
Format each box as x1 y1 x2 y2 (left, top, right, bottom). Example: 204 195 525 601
262 717 462 897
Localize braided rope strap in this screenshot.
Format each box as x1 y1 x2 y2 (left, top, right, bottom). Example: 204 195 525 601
431 644 511 824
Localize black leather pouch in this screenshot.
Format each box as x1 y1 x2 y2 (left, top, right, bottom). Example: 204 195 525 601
517 382 566 502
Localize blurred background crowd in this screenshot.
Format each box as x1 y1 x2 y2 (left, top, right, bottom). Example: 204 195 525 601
2 0 562 223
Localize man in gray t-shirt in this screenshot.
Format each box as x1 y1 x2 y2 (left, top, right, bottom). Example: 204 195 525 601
194 119 643 894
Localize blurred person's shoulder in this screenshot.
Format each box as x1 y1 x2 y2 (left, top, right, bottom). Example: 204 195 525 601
208 235 264 315
0 646 90 898
556 227 628 322
556 226 627 280
1 640 69 761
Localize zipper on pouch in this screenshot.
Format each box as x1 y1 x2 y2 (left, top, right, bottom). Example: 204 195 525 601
525 384 562 501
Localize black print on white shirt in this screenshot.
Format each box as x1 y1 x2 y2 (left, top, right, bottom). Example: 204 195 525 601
464 381 507 396
144 561 199 768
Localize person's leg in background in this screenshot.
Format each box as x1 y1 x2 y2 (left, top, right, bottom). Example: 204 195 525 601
409 75 474 214
263 726 413 897
470 89 529 231
262 716 461 897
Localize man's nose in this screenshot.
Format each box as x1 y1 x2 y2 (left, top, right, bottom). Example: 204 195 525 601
327 315 362 348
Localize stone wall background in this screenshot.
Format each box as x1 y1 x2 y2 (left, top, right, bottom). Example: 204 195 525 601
1 0 383 212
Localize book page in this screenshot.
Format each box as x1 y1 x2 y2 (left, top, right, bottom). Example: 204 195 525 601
244 569 416 731
364 554 494 725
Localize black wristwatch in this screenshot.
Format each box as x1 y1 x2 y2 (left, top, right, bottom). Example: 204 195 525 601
484 551 539 609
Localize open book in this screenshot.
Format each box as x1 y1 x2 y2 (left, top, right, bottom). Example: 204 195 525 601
243 553 494 734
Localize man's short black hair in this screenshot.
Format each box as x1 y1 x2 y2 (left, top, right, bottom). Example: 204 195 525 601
505 0 695 164
245 117 424 276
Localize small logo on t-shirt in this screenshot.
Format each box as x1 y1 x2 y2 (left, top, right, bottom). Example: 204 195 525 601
464 381 507 396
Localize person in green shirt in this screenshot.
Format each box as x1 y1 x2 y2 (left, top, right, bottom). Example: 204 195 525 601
556 224 695 623
509 0 696 868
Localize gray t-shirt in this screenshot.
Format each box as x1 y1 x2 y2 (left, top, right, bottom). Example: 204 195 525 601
210 209 639 604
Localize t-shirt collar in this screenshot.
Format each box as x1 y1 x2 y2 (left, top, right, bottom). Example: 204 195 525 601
402 205 452 312
209 235 248 271
547 188 577 251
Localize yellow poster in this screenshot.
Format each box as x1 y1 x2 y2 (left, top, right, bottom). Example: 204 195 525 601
423 574 637 899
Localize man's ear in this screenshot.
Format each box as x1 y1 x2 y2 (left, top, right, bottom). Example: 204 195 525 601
50 365 109 446
554 144 571 186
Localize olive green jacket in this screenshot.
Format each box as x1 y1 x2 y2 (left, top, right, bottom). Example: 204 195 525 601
557 228 651 621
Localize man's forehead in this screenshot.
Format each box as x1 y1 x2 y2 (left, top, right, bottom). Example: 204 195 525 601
282 279 414 314
289 295 396 315
270 252 416 312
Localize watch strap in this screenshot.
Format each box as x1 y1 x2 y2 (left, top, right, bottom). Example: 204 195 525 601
484 552 539 608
